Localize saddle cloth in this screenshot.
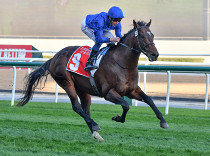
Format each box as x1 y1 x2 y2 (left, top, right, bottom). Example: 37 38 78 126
66 46 109 77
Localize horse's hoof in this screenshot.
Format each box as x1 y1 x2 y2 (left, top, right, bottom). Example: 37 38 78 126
112 114 121 121
92 131 104 142
160 122 169 129
92 124 101 132
112 114 125 123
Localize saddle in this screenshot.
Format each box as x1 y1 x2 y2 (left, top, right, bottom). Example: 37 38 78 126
66 46 110 96
66 46 110 77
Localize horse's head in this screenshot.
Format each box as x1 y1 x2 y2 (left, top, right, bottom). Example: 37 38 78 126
133 20 159 61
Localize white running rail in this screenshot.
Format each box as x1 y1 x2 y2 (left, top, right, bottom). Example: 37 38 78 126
0 50 209 114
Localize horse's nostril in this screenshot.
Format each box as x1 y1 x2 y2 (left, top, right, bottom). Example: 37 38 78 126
151 53 158 57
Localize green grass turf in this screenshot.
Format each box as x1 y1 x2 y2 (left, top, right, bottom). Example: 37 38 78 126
0 100 209 156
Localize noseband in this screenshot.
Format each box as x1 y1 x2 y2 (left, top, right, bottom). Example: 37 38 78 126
119 26 154 55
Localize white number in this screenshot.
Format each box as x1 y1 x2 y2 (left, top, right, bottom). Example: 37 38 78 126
69 53 81 71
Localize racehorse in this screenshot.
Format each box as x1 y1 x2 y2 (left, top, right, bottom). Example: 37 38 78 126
17 20 169 141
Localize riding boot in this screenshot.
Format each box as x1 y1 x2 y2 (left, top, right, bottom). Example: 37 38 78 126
84 49 98 71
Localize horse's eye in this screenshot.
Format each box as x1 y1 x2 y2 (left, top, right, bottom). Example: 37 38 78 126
140 34 145 38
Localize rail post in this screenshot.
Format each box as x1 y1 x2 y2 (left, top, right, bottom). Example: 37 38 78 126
11 66 16 106
205 73 209 110
165 71 171 115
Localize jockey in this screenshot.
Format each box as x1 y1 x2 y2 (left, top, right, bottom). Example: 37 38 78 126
81 6 124 71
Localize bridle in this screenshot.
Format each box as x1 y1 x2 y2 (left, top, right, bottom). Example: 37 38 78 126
119 26 154 56
113 25 155 69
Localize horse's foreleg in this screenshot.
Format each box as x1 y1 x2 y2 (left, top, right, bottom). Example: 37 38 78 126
128 87 169 129
66 89 101 132
54 76 101 133
105 89 129 123
75 86 91 117
71 99 101 132
70 95 103 141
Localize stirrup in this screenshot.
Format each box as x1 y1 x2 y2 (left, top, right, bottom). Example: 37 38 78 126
84 64 98 71
84 56 98 71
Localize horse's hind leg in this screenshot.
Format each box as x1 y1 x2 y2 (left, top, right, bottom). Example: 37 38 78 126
105 89 130 123
128 86 169 129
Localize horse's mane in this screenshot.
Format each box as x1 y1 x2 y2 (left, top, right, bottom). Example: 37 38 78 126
120 21 147 42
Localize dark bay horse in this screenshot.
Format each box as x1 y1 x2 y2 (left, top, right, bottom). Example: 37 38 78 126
17 20 169 141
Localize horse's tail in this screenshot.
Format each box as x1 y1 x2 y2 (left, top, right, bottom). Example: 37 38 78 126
17 59 52 107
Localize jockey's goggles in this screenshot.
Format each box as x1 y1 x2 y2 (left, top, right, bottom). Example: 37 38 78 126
111 18 122 22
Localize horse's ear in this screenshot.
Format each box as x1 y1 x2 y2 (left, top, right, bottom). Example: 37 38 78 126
133 20 138 29
146 19 152 27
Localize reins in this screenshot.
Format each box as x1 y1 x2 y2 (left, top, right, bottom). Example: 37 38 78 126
113 57 137 70
118 42 139 52
118 26 154 55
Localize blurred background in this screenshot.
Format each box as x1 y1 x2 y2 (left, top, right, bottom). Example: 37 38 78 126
0 0 209 108
0 0 209 40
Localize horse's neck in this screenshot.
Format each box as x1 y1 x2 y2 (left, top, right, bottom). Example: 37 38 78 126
113 34 140 69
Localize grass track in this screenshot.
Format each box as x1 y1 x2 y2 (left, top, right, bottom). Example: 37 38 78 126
0 100 210 156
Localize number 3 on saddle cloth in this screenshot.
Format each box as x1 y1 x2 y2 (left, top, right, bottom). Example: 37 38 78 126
66 46 109 77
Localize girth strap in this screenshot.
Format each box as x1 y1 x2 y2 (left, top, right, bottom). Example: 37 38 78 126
88 71 101 96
